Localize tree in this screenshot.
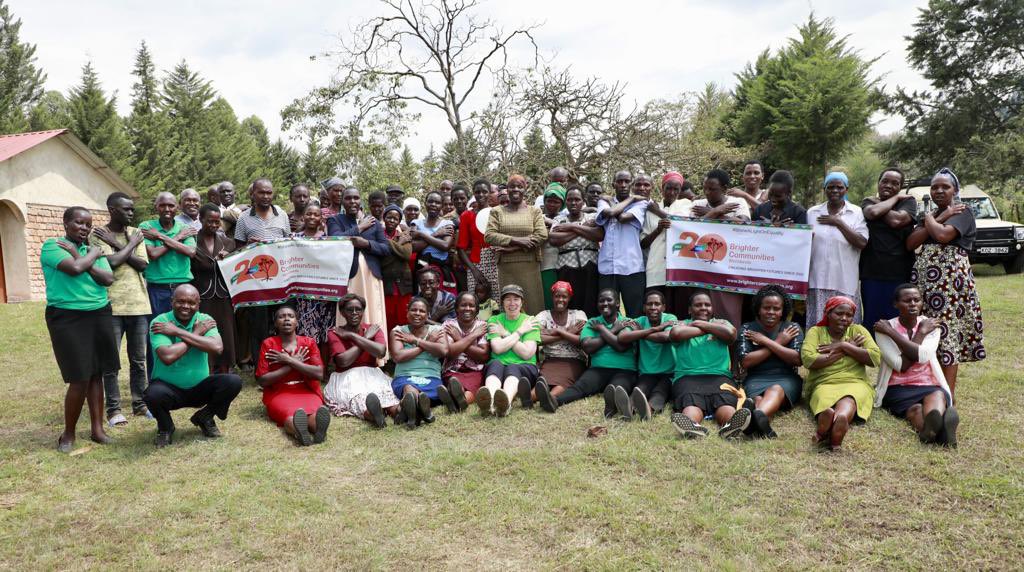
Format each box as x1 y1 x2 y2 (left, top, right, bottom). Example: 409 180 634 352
28 90 69 130
125 41 172 200
0 0 45 133
728 14 879 203
66 62 131 175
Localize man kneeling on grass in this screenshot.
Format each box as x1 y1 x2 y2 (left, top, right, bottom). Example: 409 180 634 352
143 284 242 448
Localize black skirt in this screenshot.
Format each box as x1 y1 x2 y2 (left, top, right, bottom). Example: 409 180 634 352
45 304 119 383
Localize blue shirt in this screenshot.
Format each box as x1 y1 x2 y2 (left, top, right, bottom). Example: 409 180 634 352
412 218 454 261
596 198 648 275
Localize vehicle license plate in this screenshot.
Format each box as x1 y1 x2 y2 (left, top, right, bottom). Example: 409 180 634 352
977 247 1009 254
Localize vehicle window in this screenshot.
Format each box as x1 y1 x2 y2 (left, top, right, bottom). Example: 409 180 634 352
962 198 998 219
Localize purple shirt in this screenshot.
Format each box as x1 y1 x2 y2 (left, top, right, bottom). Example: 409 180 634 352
596 198 648 275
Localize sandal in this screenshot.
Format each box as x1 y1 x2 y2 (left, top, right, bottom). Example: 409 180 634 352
108 413 128 427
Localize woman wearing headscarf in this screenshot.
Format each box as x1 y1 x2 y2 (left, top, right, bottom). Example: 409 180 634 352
539 182 567 310
533 280 588 412
806 171 868 326
485 174 548 315
549 187 603 316
800 296 880 451
905 167 984 397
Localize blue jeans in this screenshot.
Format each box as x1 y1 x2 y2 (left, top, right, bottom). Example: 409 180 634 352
146 283 177 380
103 314 150 417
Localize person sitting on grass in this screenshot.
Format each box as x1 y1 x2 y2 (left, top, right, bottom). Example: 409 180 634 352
873 284 959 447
439 292 490 413
737 285 805 439
668 291 751 439
389 297 449 429
618 290 678 420
801 296 881 452
544 289 637 419
478 284 541 417
323 293 399 428
255 306 330 447
143 284 243 448
532 281 588 413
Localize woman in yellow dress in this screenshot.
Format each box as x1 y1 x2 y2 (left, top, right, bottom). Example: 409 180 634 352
800 296 880 451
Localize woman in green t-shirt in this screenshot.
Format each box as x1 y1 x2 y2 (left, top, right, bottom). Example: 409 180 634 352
478 284 541 418
618 290 678 420
668 291 751 440
42 207 118 453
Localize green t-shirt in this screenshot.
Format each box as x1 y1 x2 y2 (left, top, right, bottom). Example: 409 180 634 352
393 324 443 378
673 319 732 380
139 219 196 284
486 313 541 365
630 313 677 375
150 311 219 389
581 315 636 371
40 238 111 311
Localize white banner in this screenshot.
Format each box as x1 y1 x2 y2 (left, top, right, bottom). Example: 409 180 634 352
218 237 354 308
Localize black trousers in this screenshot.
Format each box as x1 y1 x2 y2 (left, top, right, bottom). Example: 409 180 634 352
598 272 646 317
557 367 635 406
635 373 672 412
143 374 243 432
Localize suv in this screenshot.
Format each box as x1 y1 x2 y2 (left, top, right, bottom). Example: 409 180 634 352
907 183 1024 274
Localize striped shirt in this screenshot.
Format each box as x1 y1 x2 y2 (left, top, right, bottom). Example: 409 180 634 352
234 205 291 243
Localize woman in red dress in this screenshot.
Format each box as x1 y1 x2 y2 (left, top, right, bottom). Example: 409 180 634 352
255 306 330 446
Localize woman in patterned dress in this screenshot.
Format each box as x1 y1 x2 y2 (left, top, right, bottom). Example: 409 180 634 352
291 204 335 364
548 187 603 317
906 168 985 397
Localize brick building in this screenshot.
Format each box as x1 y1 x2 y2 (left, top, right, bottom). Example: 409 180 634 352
0 130 137 303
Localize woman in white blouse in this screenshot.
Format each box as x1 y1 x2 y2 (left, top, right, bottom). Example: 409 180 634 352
806 172 868 326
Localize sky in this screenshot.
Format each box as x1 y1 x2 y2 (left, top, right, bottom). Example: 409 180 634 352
10 0 932 159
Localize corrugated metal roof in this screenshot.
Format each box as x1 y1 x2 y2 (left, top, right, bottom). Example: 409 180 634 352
0 129 67 163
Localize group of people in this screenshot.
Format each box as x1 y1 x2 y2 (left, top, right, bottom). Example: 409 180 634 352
42 164 981 452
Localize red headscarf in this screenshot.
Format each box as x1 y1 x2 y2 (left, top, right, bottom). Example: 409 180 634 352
551 280 573 297
817 295 857 326
662 171 685 187
507 174 527 188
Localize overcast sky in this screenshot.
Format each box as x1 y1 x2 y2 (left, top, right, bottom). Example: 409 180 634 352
11 0 931 158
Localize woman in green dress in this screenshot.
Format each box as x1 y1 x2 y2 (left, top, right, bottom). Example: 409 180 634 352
800 296 881 451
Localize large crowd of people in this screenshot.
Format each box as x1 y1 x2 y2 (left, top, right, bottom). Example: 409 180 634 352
43 165 983 452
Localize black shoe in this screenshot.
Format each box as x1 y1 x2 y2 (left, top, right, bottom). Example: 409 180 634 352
517 376 533 409
400 393 417 430
921 409 943 444
613 385 632 421
190 408 222 438
941 405 959 448
448 378 469 411
535 379 558 413
313 405 331 444
671 413 707 439
603 385 617 419
752 409 776 439
292 409 313 446
417 393 435 424
154 430 174 448
719 408 752 440
366 393 386 428
437 385 458 413
476 387 493 418
631 388 651 421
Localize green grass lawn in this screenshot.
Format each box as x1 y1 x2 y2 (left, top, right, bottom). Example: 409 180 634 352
1 267 1021 569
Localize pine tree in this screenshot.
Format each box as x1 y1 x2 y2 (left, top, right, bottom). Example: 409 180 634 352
28 90 69 130
126 41 172 201
67 62 131 175
157 60 216 193
266 138 302 188
0 0 45 133
301 132 334 186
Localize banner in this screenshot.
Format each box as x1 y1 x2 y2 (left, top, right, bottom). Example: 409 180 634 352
218 237 354 308
665 217 812 298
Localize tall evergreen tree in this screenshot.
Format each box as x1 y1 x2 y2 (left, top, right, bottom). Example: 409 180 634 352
0 0 45 133
301 132 334 187
157 60 216 193
126 41 172 200
67 62 131 175
28 90 69 131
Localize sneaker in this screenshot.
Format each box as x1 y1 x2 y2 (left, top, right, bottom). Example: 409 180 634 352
671 413 707 439
752 409 777 439
603 385 617 419
292 409 313 446
154 430 174 448
366 394 386 428
133 408 155 420
613 385 633 421
437 385 458 413
448 378 469 411
313 405 331 444
719 408 752 440
476 387 493 418
535 379 558 413
517 376 533 409
400 392 417 430
631 388 651 421
921 409 943 444
190 408 222 438
941 405 959 449
494 389 512 417
417 393 435 424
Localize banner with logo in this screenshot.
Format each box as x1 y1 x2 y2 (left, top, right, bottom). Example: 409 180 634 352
665 217 812 298
218 237 354 308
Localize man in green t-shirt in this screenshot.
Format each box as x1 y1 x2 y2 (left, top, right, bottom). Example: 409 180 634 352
142 285 242 448
551 289 637 418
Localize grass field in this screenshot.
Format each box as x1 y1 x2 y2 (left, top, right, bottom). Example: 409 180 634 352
0 266 1021 570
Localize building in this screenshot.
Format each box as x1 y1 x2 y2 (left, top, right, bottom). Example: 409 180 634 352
0 129 138 303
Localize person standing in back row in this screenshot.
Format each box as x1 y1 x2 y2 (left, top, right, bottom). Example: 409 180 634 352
860 168 916 332
595 170 650 318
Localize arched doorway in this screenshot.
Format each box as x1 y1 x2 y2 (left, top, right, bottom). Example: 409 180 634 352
0 200 28 303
